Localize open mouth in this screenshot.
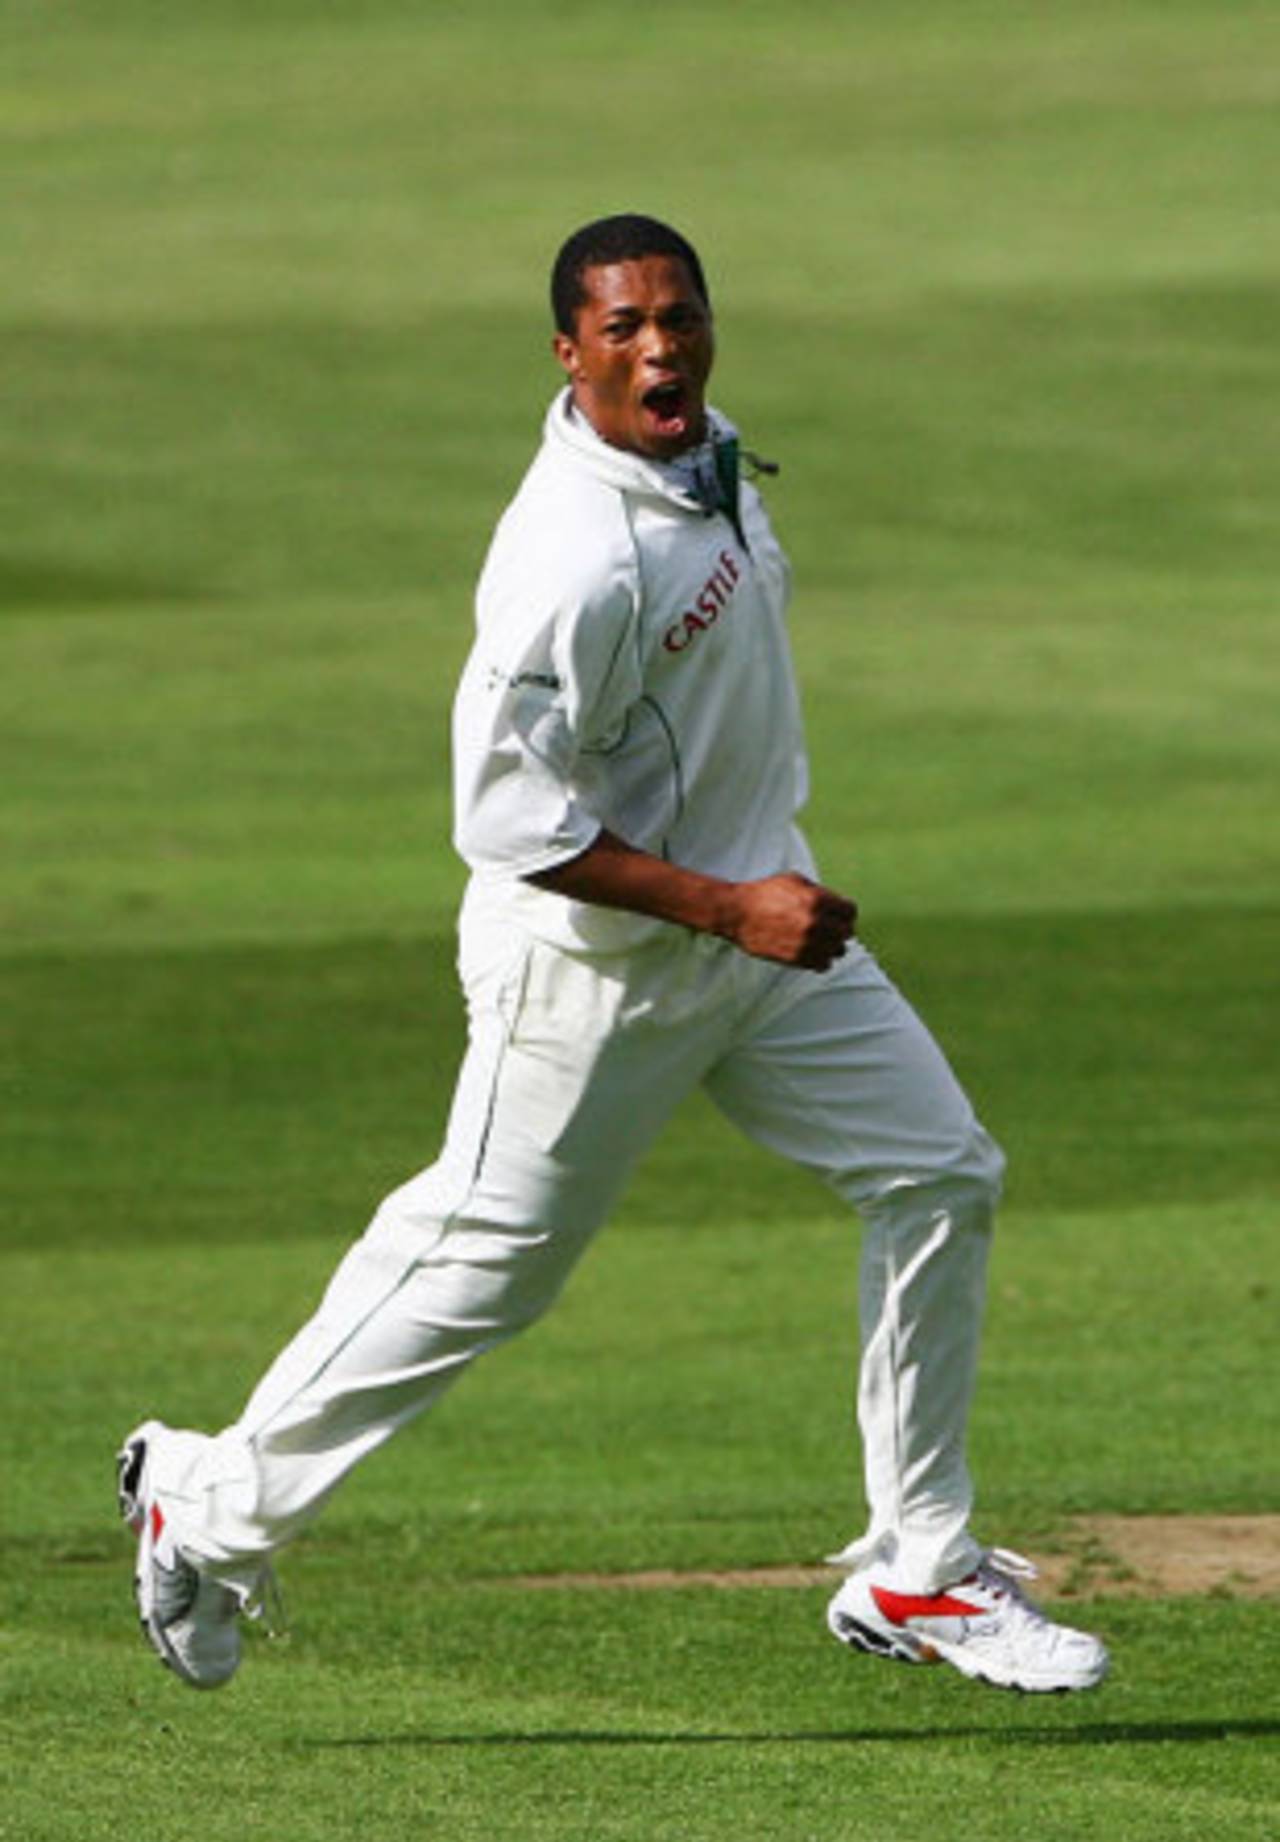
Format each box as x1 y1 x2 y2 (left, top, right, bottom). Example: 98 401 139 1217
641 379 691 436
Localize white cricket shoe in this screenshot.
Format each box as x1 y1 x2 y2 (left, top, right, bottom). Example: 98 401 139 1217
117 1419 245 1690
827 1547 1108 1693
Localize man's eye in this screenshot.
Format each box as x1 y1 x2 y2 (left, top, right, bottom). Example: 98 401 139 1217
605 321 637 340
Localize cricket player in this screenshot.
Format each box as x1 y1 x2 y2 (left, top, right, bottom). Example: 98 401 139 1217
117 214 1108 1696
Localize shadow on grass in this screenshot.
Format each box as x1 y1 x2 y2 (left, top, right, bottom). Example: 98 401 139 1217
306 1718 1280 1750
0 557 204 611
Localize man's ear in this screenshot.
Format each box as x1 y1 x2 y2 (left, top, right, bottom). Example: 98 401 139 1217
552 332 579 379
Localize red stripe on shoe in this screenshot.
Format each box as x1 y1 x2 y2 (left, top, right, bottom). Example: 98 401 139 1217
871 1583 978 1625
150 1502 165 1542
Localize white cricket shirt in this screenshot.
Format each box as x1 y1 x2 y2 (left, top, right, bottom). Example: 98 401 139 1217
453 389 816 954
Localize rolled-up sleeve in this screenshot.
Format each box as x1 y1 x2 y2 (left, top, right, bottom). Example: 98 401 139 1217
452 551 641 880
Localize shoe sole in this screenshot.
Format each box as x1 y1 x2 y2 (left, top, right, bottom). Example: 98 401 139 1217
828 1605 932 1666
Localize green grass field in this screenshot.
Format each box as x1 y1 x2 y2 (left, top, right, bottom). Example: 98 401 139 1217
3 2 1278 1836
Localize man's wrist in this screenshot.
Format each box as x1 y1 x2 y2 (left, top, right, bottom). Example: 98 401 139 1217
703 877 743 944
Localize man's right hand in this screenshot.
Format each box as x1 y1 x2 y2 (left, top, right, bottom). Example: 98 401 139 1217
720 873 857 971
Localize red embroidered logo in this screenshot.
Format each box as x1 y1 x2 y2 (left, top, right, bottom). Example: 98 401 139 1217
662 549 742 654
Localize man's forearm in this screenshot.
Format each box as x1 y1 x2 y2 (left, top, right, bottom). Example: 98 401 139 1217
526 828 857 972
528 829 740 936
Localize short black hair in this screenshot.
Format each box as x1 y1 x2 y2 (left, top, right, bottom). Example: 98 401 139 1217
551 214 710 336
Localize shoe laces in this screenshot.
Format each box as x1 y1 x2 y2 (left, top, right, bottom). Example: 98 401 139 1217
973 1547 1052 1628
980 1547 1039 1591
243 1564 288 1641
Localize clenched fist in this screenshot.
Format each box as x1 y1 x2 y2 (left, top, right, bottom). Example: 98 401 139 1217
721 873 857 971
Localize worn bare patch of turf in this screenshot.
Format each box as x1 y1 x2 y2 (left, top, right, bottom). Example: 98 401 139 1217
503 1515 1280 1599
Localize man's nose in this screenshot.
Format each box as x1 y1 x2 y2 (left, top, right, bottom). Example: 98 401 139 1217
639 319 677 362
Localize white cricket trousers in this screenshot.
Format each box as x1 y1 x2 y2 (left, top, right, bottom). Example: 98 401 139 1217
148 921 1004 1598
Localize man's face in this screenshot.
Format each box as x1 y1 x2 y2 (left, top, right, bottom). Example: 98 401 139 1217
553 254 715 460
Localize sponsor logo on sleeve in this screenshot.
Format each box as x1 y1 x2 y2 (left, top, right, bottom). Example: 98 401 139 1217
484 666 564 694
